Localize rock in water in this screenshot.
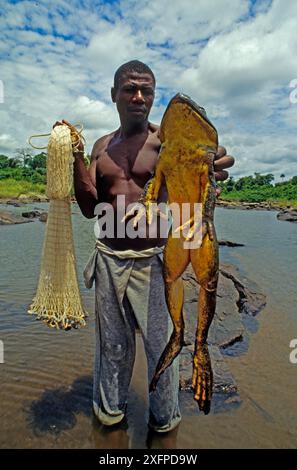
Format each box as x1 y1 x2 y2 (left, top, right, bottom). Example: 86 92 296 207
0 211 33 225
277 209 297 223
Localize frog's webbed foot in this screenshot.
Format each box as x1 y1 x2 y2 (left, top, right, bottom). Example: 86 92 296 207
174 215 199 240
192 343 213 414
175 216 215 241
149 330 184 393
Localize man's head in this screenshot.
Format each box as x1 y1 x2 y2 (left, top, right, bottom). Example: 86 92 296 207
111 60 156 128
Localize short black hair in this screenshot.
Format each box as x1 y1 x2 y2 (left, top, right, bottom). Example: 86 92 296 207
113 60 156 90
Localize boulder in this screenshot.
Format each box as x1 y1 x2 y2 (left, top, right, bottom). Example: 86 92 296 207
219 240 245 247
39 212 48 222
277 209 297 223
0 210 33 225
6 199 24 207
22 210 42 219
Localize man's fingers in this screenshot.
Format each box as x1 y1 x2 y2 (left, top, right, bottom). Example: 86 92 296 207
214 170 229 182
53 121 63 128
214 145 226 160
61 119 72 126
214 155 235 171
215 186 222 197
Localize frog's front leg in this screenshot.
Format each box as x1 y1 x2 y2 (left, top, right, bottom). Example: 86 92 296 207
123 163 165 225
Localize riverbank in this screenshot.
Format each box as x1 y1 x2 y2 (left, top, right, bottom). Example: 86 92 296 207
1 197 297 225
1 195 296 210
216 198 297 211
216 199 297 223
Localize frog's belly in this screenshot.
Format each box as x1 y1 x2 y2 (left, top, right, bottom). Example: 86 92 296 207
161 159 210 205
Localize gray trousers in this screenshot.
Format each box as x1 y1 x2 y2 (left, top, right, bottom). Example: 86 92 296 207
84 243 181 432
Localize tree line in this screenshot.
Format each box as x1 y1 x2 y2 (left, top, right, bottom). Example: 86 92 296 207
1 151 296 203
219 172 297 202
0 150 47 184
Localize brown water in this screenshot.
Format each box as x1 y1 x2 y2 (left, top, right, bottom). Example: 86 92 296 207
0 204 296 448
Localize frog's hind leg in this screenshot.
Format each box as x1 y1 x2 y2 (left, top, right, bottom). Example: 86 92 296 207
149 236 190 392
190 234 219 413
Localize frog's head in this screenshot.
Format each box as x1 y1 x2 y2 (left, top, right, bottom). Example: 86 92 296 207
159 93 217 148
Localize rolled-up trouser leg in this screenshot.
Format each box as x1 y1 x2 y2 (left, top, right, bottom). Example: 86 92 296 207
93 252 137 425
126 255 181 432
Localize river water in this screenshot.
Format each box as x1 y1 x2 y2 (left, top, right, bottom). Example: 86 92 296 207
0 204 296 449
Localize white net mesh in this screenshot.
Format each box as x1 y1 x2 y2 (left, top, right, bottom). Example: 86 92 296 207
28 125 87 329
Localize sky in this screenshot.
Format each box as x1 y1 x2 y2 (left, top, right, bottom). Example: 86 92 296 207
0 0 296 179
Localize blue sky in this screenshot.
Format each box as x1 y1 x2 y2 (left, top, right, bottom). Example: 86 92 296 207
0 0 296 179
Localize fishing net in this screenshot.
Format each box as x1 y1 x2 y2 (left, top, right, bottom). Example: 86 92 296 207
28 124 87 329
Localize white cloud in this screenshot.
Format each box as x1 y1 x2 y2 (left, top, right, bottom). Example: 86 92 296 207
0 0 296 179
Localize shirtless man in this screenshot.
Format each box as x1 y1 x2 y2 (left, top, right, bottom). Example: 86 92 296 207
71 60 234 432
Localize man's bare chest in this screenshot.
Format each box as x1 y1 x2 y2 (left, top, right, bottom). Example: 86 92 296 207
97 137 160 182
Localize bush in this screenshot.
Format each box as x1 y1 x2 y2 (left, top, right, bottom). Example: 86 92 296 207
0 178 46 198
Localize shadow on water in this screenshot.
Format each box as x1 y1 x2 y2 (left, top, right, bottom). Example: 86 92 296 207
25 376 93 436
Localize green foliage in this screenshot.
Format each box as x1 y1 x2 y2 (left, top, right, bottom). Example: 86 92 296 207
0 152 47 184
0 155 9 169
0 178 45 198
28 152 47 170
220 173 297 203
1 151 297 206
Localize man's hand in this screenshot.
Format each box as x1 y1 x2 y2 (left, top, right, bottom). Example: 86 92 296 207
53 119 84 155
213 145 234 196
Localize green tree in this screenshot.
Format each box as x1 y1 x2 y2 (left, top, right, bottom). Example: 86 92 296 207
254 172 274 186
7 157 21 168
225 176 235 192
29 152 47 170
0 155 9 169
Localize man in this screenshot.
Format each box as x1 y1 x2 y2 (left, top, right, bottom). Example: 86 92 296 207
72 60 234 432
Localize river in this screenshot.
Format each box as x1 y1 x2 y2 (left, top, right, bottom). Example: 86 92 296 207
0 204 296 448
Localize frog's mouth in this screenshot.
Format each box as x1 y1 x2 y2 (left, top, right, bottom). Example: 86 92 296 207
161 93 217 134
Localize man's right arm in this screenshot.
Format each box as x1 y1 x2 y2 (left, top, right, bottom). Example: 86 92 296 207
73 143 99 219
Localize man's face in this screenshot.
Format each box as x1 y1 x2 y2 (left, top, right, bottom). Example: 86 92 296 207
111 72 155 126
